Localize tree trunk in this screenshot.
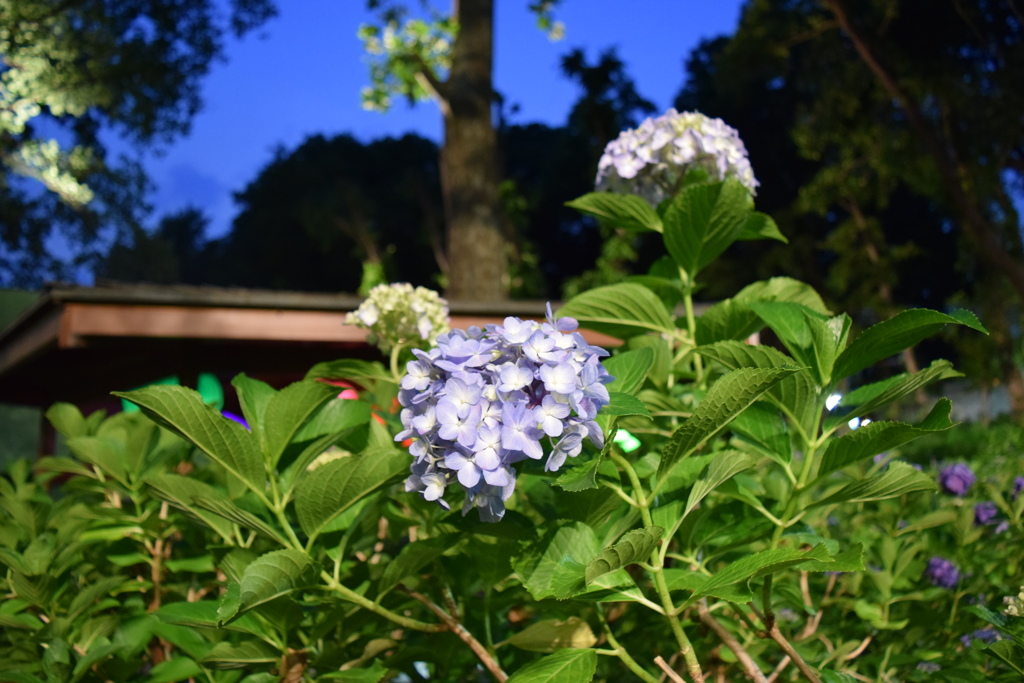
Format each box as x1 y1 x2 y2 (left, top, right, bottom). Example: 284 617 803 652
441 0 508 301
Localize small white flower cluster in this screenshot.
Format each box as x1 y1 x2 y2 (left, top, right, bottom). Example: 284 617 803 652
596 108 758 206
346 283 449 353
1005 586 1024 617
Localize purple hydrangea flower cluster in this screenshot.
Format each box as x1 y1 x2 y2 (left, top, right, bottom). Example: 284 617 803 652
926 556 961 588
939 463 975 496
974 501 999 526
960 628 1000 647
396 305 614 522
596 109 759 207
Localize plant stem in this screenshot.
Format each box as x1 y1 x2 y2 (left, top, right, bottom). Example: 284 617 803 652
611 451 705 683
655 655 686 683
322 571 445 633
402 588 507 682
682 287 705 386
596 605 661 683
748 602 822 683
697 600 768 683
390 342 406 382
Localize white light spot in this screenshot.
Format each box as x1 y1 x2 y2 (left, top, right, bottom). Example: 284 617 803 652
848 417 861 430
826 394 843 411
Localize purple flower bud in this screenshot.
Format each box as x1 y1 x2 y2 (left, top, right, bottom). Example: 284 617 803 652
939 464 975 496
926 556 961 589
1013 476 1024 500
974 501 999 526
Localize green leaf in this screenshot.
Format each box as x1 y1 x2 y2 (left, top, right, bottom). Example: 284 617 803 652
685 451 758 518
155 601 266 636
817 399 956 478
305 359 392 385
558 283 675 340
895 509 958 536
144 473 235 542
749 302 847 386
982 641 1024 676
585 527 662 584
378 537 452 594
294 446 408 539
663 178 752 281
45 403 87 439
65 436 128 486
231 374 276 443
263 380 340 468
825 360 962 430
696 277 830 345
798 544 866 573
553 456 603 492
293 395 373 442
602 392 651 418
682 545 834 607
234 671 278 683
164 556 215 573
603 347 654 395
565 192 663 232
236 550 316 617
833 308 987 381
512 522 599 601
192 495 291 546
729 402 791 465
113 385 264 493
71 642 122 681
143 657 203 683
658 367 796 479
853 600 908 630
506 648 597 683
34 456 96 478
506 617 597 653
699 341 819 430
201 639 279 669
318 660 388 682
663 568 753 602
813 461 937 507
737 211 787 243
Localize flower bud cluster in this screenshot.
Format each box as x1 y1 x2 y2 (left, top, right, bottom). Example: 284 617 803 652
346 283 449 354
596 108 759 206
397 305 614 522
1005 586 1024 617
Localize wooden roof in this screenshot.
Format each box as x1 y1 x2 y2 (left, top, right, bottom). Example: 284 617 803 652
0 283 620 407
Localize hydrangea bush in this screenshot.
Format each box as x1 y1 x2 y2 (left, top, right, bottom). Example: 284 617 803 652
3 110 1023 683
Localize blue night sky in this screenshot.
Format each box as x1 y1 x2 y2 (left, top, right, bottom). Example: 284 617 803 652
125 1 746 242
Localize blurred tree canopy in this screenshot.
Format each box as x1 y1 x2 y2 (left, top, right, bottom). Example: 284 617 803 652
0 0 276 285
675 0 1024 412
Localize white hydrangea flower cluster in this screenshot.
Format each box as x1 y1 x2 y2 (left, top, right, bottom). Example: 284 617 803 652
346 283 449 353
596 108 759 206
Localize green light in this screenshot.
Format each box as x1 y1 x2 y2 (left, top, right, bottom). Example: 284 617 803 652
120 373 223 412
121 375 179 413
614 429 641 453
